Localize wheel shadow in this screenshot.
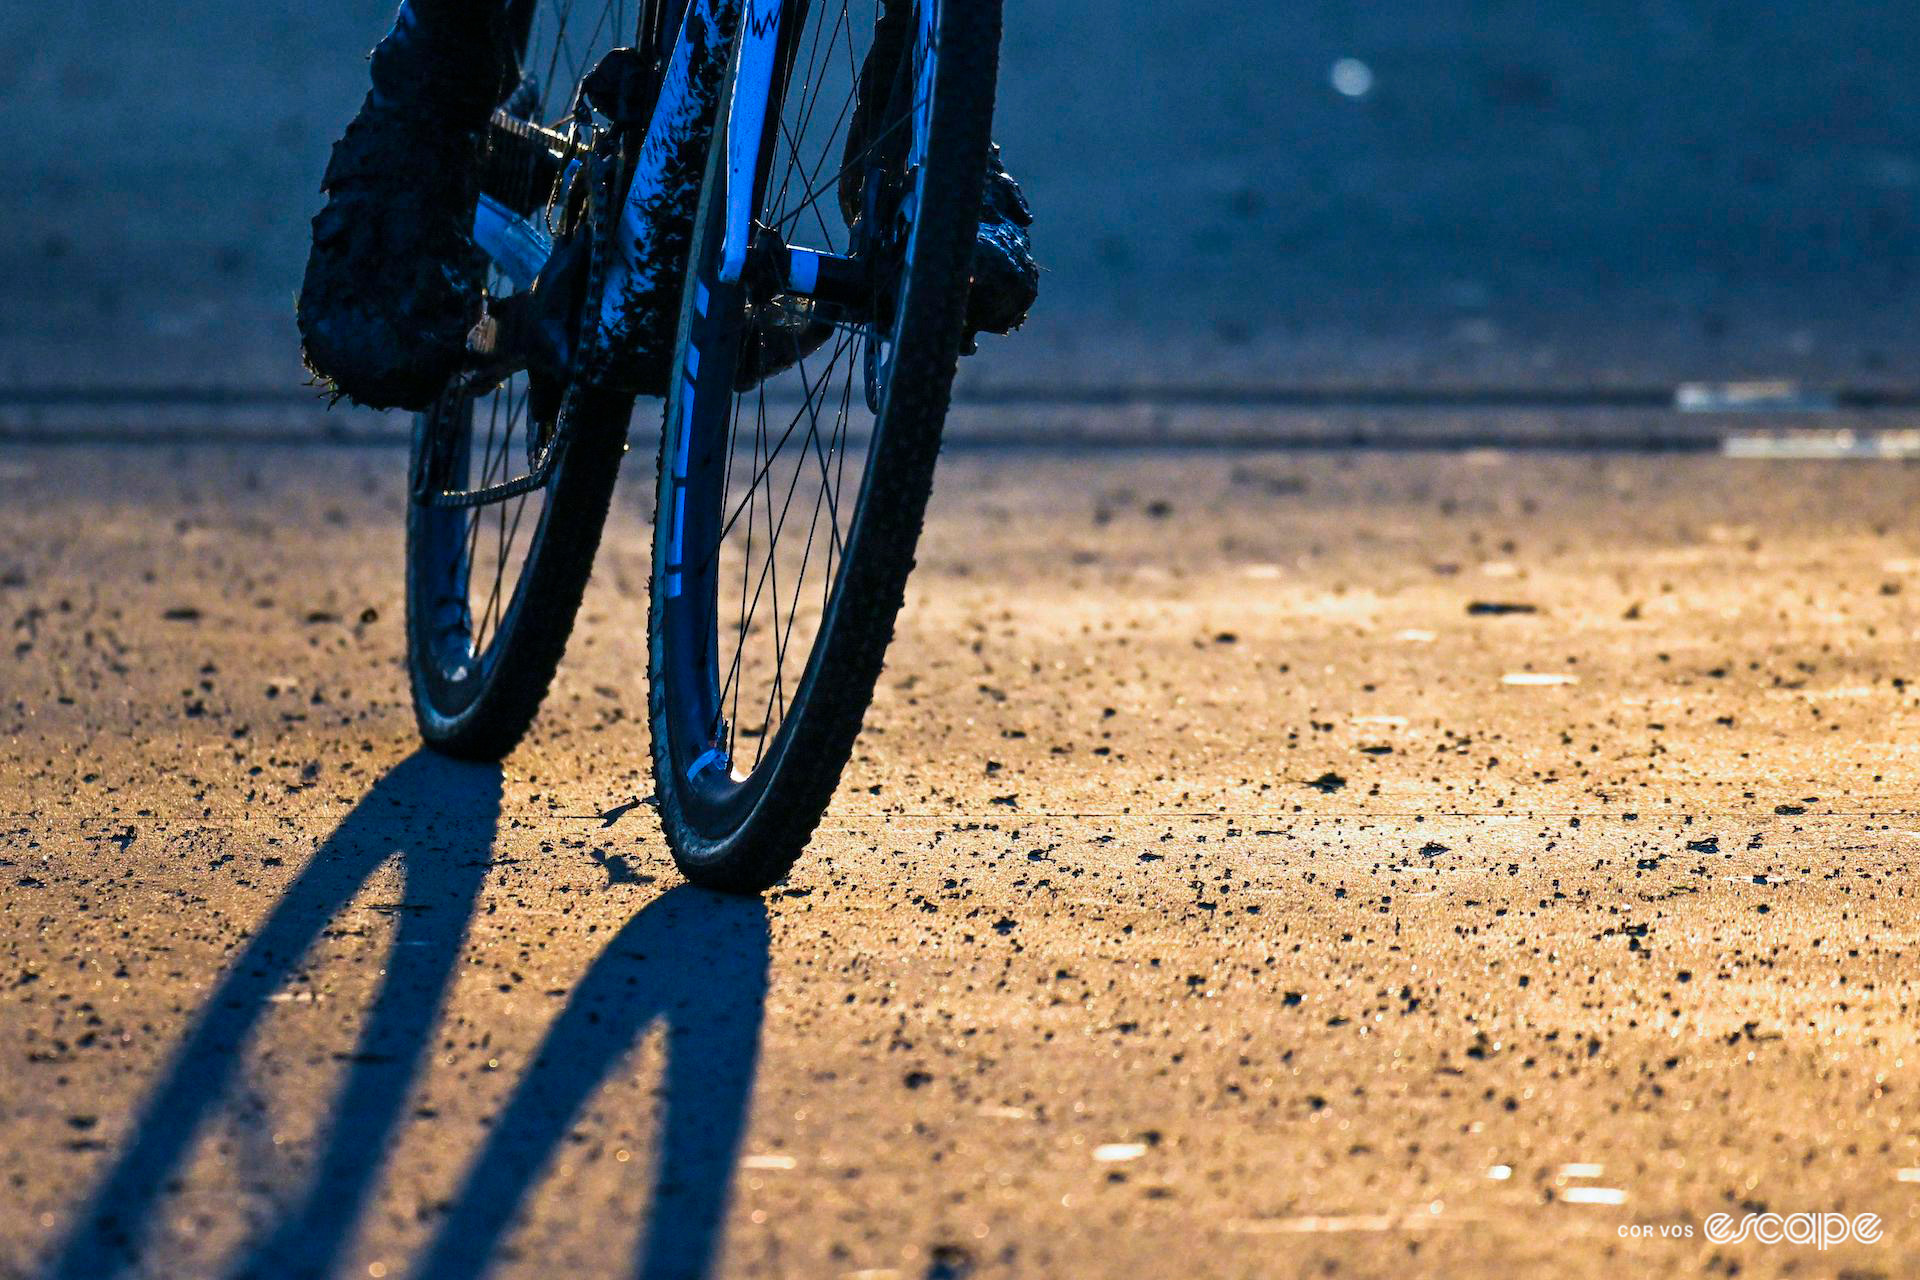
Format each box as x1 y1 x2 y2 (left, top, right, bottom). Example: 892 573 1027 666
44 751 503 1280
42 751 770 1280
411 885 769 1280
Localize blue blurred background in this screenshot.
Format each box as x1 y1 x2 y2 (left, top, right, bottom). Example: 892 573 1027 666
4 1 1918 391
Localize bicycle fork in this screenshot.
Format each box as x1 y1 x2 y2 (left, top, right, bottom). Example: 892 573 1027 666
585 0 923 393
579 0 744 393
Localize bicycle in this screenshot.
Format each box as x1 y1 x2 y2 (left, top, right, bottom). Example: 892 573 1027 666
397 0 1007 892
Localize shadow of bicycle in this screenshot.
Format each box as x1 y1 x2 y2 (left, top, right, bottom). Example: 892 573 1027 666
44 751 769 1280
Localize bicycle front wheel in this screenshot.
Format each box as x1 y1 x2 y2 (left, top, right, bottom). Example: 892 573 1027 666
649 0 1003 891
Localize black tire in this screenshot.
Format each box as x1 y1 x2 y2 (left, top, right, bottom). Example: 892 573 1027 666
648 0 1003 891
405 1 650 760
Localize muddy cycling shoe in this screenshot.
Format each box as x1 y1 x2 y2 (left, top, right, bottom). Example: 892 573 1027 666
963 144 1039 347
733 145 1040 391
297 1 514 411
834 2 1036 352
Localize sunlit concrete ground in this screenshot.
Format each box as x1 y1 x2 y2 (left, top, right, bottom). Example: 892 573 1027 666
6 434 1920 1277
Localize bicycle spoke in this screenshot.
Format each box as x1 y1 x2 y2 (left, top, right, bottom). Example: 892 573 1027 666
714 333 855 685
539 0 576 118
758 353 849 748
706 330 859 558
715 332 858 740
770 101 921 237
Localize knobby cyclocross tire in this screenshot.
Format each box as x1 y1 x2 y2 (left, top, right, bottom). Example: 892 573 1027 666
648 0 1003 891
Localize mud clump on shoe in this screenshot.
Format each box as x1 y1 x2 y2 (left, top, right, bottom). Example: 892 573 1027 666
296 1 513 412
965 144 1039 342
298 125 489 411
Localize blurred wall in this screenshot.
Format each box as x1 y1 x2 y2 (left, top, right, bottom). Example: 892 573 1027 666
5 1 1919 389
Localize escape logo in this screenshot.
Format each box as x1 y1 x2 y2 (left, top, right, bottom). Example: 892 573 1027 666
1620 1214 1882 1249
1703 1213 1881 1248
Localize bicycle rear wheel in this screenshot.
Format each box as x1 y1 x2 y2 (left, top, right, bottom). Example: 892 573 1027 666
405 1 650 759
649 0 1003 890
